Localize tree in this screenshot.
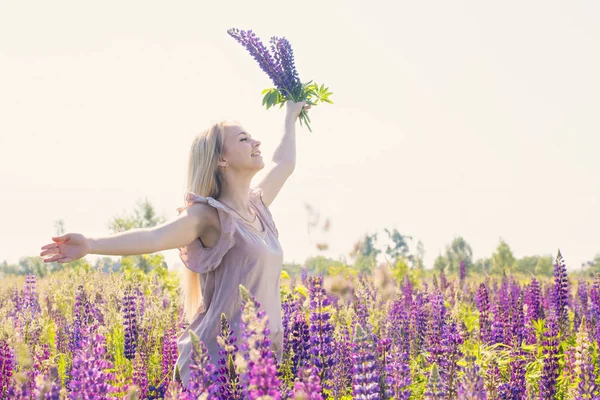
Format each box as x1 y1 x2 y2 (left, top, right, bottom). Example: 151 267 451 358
444 236 473 274
383 228 412 265
434 254 448 274
491 238 516 275
108 197 168 273
413 240 425 270
349 232 380 275
108 197 166 233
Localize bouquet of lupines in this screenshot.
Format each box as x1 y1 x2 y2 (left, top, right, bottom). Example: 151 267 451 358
227 28 333 132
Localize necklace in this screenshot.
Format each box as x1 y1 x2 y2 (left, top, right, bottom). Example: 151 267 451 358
219 200 257 224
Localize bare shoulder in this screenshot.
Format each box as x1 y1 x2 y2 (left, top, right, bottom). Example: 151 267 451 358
184 202 221 246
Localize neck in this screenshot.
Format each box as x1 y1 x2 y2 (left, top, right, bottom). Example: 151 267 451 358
217 170 254 212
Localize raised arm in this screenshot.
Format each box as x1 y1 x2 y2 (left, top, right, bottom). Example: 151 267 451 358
40 202 218 263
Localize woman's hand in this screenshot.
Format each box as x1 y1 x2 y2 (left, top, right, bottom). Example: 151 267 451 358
40 233 90 263
285 100 311 123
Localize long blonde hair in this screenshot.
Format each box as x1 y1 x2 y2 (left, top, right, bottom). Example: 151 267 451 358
180 120 230 325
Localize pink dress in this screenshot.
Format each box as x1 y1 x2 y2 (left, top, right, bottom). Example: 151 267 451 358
173 187 284 387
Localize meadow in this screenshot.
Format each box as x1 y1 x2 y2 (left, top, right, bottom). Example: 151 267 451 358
0 250 598 399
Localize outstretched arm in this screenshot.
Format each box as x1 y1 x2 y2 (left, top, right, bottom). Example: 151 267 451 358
255 100 311 207
40 202 217 263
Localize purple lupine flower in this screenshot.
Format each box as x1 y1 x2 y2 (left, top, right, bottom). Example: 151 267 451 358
509 295 526 346
216 313 242 400
384 344 411 400
0 339 15 398
288 310 311 376
434 320 464 398
6 378 32 400
351 324 380 399
432 274 439 291
289 310 311 376
456 355 486 399
490 301 507 345
552 249 570 335
575 318 598 398
68 327 118 399
574 281 589 332
440 270 447 292
282 293 299 353
227 29 284 91
387 295 411 356
301 265 308 286
32 365 61 400
410 291 428 356
539 313 560 399
269 36 303 99
402 275 413 309
427 292 446 367
22 274 41 320
186 331 220 398
132 350 148 400
291 366 324 400
424 363 445 399
308 276 335 390
69 284 92 353
497 350 526 400
161 326 178 383
590 274 600 348
329 328 353 399
25 343 51 395
525 278 542 322
123 286 139 360
235 285 281 400
459 260 466 283
476 283 492 344
484 359 501 400
376 336 392 396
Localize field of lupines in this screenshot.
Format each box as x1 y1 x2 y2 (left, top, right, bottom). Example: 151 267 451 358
1 250 599 399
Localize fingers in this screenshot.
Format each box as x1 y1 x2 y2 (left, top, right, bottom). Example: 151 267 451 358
52 234 70 242
43 254 64 263
40 247 59 257
41 243 58 250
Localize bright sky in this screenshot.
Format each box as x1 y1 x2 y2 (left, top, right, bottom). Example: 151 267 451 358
1 1 599 272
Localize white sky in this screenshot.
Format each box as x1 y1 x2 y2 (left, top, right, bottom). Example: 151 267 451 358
1 0 599 272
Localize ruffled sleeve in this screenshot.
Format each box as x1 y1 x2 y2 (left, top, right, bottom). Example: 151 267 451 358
248 187 279 238
176 192 236 274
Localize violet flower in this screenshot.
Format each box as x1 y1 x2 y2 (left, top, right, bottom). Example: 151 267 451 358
308 276 335 390
476 283 492 344
384 344 411 400
552 249 570 335
68 328 118 399
0 339 15 398
235 285 282 400
424 363 445 400
216 313 242 400
132 350 148 400
456 355 486 399
539 313 560 399
186 331 220 398
122 286 139 360
351 324 380 399
291 366 324 400
161 326 178 386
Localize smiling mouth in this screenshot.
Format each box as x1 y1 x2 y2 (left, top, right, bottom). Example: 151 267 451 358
251 152 262 157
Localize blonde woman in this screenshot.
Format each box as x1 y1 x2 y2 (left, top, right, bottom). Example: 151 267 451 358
40 100 311 387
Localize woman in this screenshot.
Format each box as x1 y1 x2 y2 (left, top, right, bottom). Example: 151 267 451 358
39 100 311 387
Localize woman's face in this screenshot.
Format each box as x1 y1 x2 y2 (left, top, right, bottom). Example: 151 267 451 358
222 123 264 171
